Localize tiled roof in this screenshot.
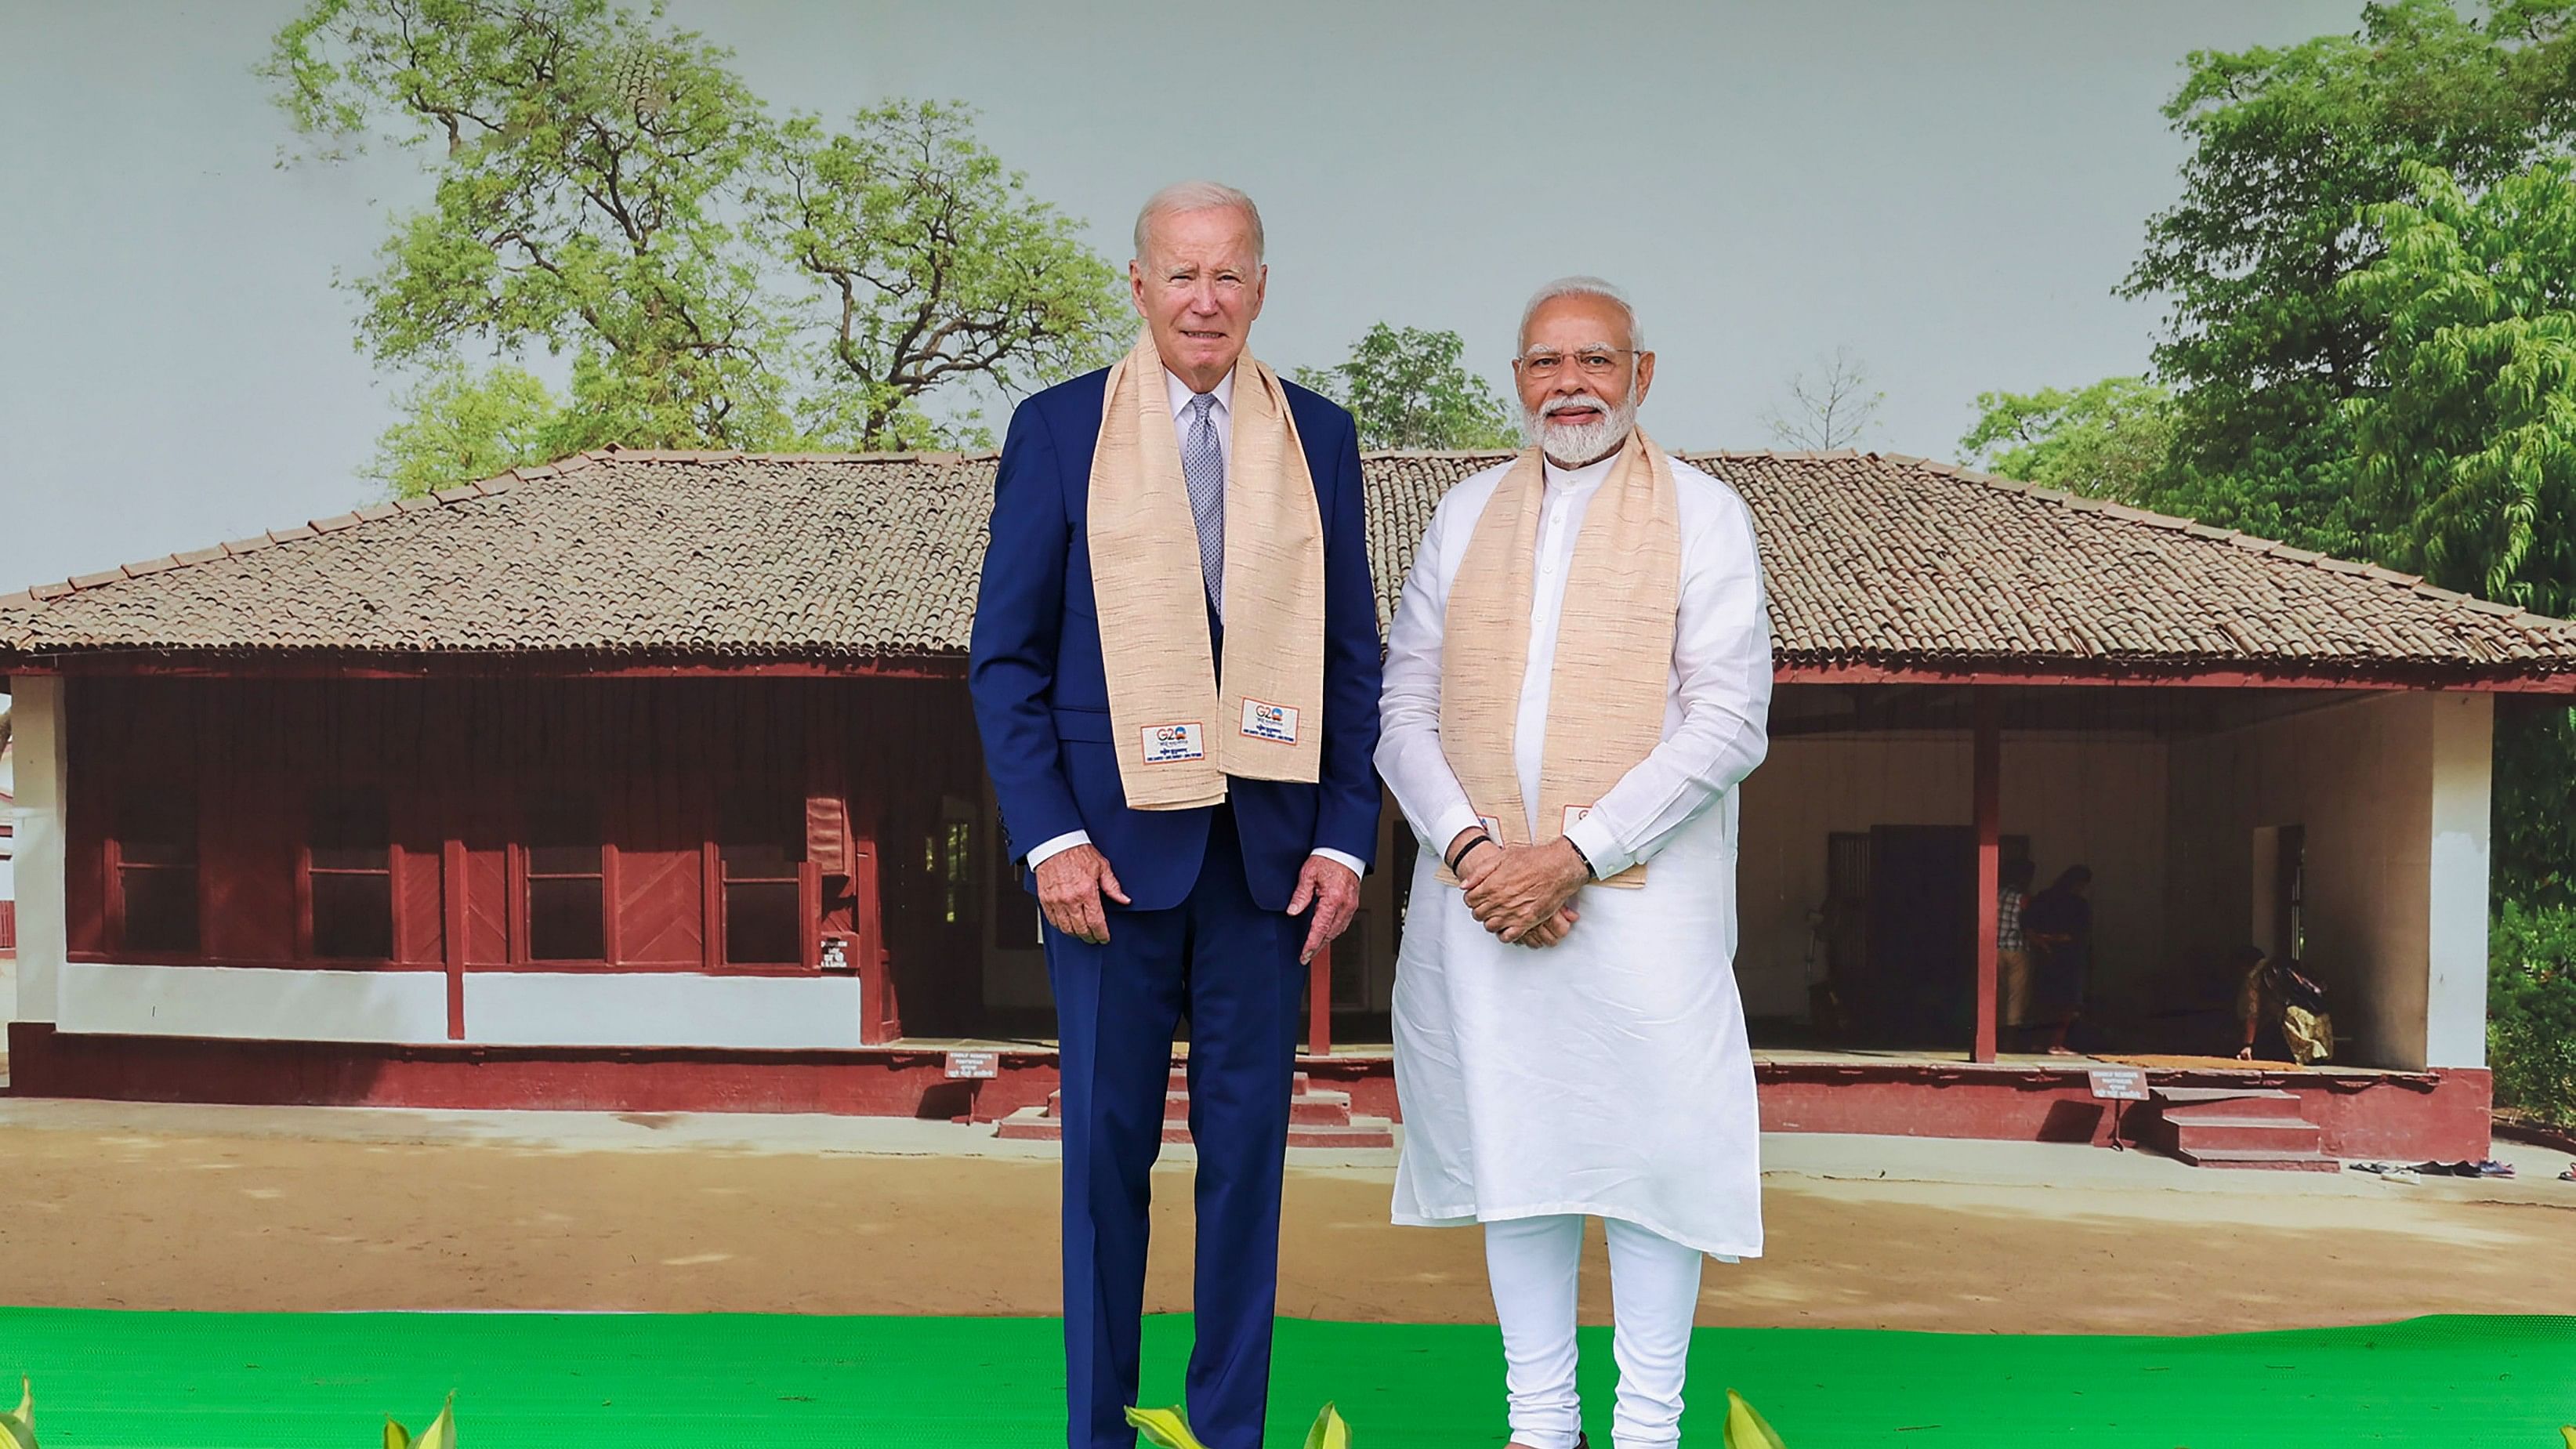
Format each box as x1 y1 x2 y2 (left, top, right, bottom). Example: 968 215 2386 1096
5 446 2574 683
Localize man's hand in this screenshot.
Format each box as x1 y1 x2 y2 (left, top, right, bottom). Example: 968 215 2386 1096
1516 904 1580 949
1448 827 1499 889
1034 844 1129 945
1288 855 1362 965
1464 839 1591 944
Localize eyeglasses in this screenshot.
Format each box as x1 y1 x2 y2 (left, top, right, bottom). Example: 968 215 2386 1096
1513 347 1637 380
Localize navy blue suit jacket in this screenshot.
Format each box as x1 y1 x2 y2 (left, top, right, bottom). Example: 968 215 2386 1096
968 367 1382 913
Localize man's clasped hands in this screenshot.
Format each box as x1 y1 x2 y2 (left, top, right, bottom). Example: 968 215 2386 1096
1446 828 1589 948
1028 825 1586 958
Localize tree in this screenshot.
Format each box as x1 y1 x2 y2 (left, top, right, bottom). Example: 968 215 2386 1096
2346 160 2576 618
265 0 1130 482
2118 0 2576 556
756 101 1129 451
369 363 563 495
2345 158 2576 907
266 0 792 452
1759 346 1882 451
1957 376 2176 502
1290 324 1519 450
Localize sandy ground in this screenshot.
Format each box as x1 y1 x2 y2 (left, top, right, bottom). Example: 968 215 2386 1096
2 1098 2571 1335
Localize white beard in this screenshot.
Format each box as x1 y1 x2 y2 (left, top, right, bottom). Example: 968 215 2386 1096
1523 391 1639 469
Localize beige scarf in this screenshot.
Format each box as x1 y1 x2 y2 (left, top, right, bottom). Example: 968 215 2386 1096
1088 333 1325 810
1438 427 1681 889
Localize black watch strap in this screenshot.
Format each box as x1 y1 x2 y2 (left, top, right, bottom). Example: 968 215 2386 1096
1564 835 1599 879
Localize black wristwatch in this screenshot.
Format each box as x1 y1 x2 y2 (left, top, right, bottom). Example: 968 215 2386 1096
1564 835 1599 880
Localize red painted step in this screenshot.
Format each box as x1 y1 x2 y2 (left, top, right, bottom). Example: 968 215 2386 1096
2143 1086 2336 1170
2153 1086 2308 1121
2167 1115 2326 1155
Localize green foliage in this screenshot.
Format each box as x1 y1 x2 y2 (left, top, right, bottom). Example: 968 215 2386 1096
756 100 1129 450
0 1377 31 1449
1125 1405 1205 1449
382 1393 454 1449
2490 900 2576 1126
2119 0 2576 556
369 362 563 496
1291 324 1519 451
2496 702 2576 910
1127 1403 1350 1449
1957 376 2176 501
2340 158 2576 904
266 0 792 453
2345 159 2576 618
1725 1389 1788 1447
265 1 1127 488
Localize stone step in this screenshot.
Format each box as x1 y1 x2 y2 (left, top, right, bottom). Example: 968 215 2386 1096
995 1105 1394 1150
2150 1086 2306 1122
1038 1087 1358 1128
1172 1068 1314 1095
2172 1146 2341 1172
2167 1116 2326 1155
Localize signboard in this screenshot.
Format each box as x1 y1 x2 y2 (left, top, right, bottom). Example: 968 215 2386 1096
2087 1068 2149 1101
945 1050 1000 1081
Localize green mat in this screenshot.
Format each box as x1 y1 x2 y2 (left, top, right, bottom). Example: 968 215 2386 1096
0 1309 2569 1447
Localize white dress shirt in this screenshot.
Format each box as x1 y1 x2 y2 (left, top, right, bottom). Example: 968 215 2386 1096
1027 365 1365 882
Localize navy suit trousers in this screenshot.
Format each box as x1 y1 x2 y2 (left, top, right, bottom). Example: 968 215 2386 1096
1046 806 1305 1449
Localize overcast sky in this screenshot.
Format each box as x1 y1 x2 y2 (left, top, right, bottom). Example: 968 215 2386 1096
0 0 2367 592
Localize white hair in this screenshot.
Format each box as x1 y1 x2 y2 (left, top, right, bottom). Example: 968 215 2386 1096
1132 180 1266 263
1519 274 1644 351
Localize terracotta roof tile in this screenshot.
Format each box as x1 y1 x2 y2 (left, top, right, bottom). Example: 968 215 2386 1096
3 450 2573 681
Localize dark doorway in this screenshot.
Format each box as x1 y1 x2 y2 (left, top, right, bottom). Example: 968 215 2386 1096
1839 826 2031 1049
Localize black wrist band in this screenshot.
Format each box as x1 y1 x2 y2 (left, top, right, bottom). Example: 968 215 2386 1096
1447 833 1494 872
1564 836 1599 879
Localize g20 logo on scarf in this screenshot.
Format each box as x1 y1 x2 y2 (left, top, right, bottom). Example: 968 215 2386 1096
1141 722 1206 763
1239 698 1300 744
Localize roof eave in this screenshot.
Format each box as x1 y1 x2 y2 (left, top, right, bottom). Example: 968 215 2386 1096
0 646 971 681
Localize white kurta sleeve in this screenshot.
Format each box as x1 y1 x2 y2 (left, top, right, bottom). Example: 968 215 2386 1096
1561 473 1772 879
1375 498 1487 857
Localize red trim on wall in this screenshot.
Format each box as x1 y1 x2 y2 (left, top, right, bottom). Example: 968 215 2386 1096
851 836 896 1045
699 838 724 976
442 837 468 1040
1752 1060 2492 1161
1971 690 2001 1063
600 839 624 965
5 1023 2493 1163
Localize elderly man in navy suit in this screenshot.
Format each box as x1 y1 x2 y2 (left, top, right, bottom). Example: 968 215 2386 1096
969 181 1382 1449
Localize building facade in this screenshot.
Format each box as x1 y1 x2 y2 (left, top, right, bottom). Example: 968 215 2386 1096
6 447 2571 1158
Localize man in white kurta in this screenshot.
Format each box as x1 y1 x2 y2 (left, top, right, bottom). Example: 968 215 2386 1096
1377 277 1771 1449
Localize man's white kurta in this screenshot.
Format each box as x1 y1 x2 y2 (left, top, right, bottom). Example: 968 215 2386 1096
1379 448 1772 1259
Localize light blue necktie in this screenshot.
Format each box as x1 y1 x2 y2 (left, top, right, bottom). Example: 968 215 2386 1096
1182 391 1226 615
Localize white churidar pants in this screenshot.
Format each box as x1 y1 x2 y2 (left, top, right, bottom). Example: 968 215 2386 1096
1484 1214 1705 1449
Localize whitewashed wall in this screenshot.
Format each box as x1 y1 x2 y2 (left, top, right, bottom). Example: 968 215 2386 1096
7 676 66 1025
2165 691 2491 1070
